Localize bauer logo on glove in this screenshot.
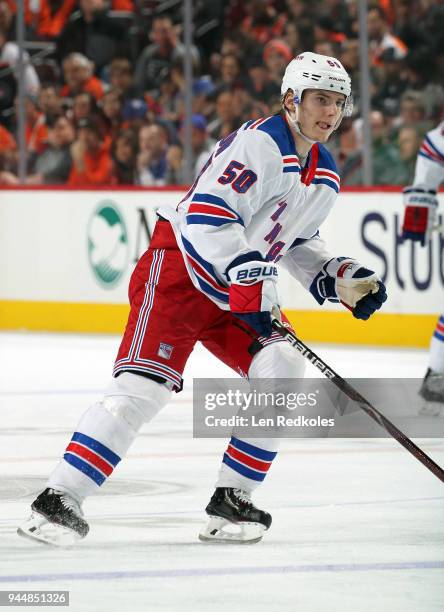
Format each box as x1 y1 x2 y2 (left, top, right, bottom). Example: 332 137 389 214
226 251 280 337
235 266 278 283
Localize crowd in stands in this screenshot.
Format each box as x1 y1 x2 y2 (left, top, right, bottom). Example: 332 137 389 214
0 0 443 187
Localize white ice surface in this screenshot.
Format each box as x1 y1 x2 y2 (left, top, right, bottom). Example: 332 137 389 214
0 332 443 612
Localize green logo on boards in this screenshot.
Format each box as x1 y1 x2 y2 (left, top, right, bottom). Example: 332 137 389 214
87 201 129 288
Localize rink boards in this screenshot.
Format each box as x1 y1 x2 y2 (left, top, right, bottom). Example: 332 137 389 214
0 187 442 346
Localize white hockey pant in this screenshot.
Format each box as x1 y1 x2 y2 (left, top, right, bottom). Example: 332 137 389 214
47 372 171 502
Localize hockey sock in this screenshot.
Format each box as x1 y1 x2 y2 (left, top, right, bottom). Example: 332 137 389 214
215 436 279 493
212 340 305 492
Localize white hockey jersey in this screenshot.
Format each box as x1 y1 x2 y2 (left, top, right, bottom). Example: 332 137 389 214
413 121 444 190
159 113 342 309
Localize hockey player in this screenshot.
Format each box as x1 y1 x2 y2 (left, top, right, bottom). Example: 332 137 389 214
19 52 387 545
401 121 444 415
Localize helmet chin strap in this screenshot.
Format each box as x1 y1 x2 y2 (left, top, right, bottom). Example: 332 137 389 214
284 107 317 146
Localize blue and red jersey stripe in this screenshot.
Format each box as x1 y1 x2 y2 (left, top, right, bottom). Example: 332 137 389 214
186 193 244 228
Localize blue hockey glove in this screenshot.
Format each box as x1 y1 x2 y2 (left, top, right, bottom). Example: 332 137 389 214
309 257 387 320
352 280 387 320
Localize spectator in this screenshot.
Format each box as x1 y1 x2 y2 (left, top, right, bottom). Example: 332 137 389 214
241 0 286 46
187 114 216 178
60 53 104 102
111 129 138 184
208 32 247 81
27 0 76 40
245 55 280 103
191 78 216 118
342 111 405 185
396 125 421 183
283 21 302 55
121 99 148 132
326 117 359 168
285 0 315 49
157 61 215 126
208 90 242 141
0 114 74 184
0 121 16 174
164 143 183 182
372 48 408 117
340 37 360 79
313 15 346 47
30 114 74 183
167 114 216 184
218 53 243 90
391 0 427 51
263 39 293 87
242 98 271 122
57 0 131 73
100 89 123 142
68 117 113 186
340 37 380 115
367 6 408 66
134 15 200 96
136 123 169 186
391 90 431 136
16 94 48 162
109 57 139 100
38 84 63 120
0 1 14 40
0 26 40 96
314 41 337 58
71 92 99 126
321 0 352 36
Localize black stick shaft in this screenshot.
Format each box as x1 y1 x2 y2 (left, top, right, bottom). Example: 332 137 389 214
272 320 444 484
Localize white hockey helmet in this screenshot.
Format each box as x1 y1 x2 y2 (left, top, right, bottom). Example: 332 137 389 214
281 52 353 122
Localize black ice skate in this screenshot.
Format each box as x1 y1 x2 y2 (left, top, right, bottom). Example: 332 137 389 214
199 488 272 544
17 488 89 546
418 369 444 416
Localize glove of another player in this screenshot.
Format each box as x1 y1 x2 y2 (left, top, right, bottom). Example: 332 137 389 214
325 258 387 320
227 252 279 337
402 186 438 246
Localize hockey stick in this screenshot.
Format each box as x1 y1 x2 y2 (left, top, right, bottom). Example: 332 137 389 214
271 319 444 484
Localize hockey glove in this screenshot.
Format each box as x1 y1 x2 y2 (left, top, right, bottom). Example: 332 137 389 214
402 186 438 246
226 252 279 337
310 258 387 321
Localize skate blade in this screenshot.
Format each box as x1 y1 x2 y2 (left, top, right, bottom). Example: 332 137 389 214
418 402 442 417
17 511 84 547
198 515 266 544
